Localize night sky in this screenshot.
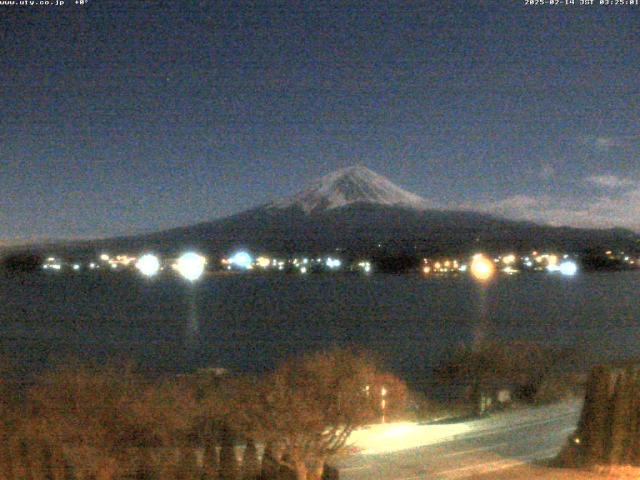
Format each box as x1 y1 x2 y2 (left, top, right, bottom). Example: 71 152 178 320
2 0 639 244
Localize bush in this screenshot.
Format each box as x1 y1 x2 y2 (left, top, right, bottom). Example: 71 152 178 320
0 349 408 480
533 372 584 404
22 362 198 479
435 340 578 408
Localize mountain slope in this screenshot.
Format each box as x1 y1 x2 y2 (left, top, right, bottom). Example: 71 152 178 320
11 166 640 258
268 165 433 213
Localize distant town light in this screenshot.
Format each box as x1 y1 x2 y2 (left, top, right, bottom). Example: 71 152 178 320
470 254 496 282
175 252 207 281
300 266 307 274
229 251 253 269
256 256 271 268
502 254 516 265
100 253 110 261
72 264 80 271
559 260 578 277
136 254 161 277
358 261 372 273
326 257 342 269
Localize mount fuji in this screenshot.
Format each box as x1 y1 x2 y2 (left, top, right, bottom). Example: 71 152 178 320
19 166 640 258
268 166 434 214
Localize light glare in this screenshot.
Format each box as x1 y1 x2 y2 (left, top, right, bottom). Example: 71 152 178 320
470 254 496 281
559 260 578 276
326 257 341 269
229 251 253 269
136 254 161 277
176 252 207 281
256 256 270 268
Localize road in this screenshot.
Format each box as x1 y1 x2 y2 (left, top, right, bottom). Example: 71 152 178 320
336 400 582 480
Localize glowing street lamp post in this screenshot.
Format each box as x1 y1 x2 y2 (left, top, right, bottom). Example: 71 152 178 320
381 386 387 424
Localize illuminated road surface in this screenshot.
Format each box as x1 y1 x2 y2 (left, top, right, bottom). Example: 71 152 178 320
337 400 581 480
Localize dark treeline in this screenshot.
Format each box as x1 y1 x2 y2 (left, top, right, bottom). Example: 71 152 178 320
0 253 43 274
0 349 407 480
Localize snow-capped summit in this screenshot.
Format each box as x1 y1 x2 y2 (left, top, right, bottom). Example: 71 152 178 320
269 165 432 214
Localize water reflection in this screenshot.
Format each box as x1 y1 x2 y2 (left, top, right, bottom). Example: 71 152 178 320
3 272 639 379
185 286 200 351
472 275 496 349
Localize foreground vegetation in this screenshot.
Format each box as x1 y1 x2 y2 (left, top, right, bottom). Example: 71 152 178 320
0 349 407 480
0 340 585 480
560 364 640 469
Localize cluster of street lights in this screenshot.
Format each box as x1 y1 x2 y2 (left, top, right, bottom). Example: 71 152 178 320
364 384 388 424
134 252 207 282
468 253 578 282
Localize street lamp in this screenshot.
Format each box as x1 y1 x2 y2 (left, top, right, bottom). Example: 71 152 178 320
559 260 578 276
175 252 207 281
136 253 160 277
229 251 253 270
470 254 496 282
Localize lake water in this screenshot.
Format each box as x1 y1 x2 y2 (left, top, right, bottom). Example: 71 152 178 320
1 271 639 385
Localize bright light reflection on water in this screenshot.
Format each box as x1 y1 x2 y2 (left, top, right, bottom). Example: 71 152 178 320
1 272 639 382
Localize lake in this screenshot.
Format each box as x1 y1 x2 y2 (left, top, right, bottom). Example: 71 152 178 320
1 270 639 385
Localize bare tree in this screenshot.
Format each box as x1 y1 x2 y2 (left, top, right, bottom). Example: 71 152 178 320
225 349 407 480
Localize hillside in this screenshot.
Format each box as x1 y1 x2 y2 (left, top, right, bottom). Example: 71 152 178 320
5 166 639 258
